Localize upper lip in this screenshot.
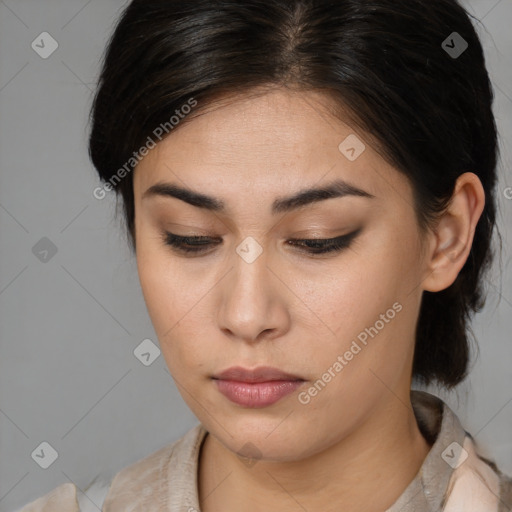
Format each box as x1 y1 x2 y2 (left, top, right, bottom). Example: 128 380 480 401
212 366 304 383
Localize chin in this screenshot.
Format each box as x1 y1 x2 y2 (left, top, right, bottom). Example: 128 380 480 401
209 417 320 462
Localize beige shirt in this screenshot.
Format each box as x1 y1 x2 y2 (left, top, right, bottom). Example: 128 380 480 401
15 390 512 511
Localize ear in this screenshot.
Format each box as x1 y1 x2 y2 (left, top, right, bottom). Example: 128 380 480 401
422 172 486 293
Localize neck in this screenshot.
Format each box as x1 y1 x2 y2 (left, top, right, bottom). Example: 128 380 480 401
198 392 432 512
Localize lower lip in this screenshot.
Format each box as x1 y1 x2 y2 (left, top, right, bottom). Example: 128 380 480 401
214 379 304 408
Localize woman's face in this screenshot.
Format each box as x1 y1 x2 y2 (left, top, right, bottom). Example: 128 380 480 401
133 89 431 461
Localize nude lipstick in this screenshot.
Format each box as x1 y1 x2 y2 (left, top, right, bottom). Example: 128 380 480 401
212 366 305 408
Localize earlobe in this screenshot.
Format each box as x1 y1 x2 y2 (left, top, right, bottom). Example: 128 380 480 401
422 172 486 293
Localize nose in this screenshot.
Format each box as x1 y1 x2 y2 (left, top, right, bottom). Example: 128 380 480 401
216 241 290 344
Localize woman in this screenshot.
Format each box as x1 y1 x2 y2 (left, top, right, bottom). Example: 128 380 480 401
16 0 512 510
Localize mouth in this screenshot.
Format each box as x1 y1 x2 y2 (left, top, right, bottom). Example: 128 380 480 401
212 366 306 408
212 365 305 383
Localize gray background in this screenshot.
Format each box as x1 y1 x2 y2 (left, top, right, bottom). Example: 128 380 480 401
0 1 511 510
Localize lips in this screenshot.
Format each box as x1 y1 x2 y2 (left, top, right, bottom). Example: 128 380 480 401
212 366 304 383
212 366 305 408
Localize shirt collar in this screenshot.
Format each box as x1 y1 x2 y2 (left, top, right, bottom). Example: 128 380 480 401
386 390 468 511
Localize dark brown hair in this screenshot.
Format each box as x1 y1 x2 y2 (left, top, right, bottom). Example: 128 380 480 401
88 0 502 390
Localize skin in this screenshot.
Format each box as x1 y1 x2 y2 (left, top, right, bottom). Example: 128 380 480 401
133 87 485 512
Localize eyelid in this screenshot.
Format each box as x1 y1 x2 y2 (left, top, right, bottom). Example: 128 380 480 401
161 228 362 257
165 232 352 243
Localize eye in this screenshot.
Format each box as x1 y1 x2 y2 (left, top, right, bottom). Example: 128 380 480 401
286 229 361 255
162 229 361 257
162 233 222 255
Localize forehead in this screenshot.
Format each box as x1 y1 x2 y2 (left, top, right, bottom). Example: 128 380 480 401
141 89 353 159
133 88 409 213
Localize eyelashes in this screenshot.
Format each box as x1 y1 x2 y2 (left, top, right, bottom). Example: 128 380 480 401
162 228 361 257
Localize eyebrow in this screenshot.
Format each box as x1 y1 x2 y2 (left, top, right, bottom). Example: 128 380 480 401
142 179 375 215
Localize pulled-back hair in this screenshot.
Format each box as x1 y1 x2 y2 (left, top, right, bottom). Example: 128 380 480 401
88 0 501 390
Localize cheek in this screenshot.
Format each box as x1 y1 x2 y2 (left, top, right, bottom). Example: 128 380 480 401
136 242 211 372
137 252 171 321
292 237 419 374
290 243 400 332
136 241 185 335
